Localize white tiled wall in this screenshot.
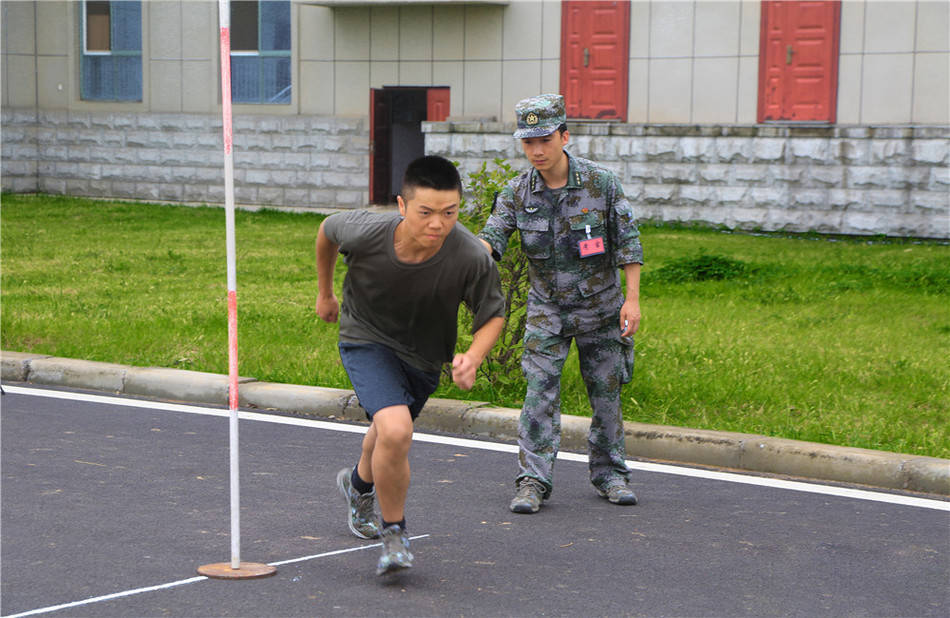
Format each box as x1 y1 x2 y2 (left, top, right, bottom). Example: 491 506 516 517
629 1 651 59
694 2 741 58
649 58 692 122
738 0 760 57
182 2 215 59
914 1 950 123
2 0 37 109
370 60 399 89
433 5 466 61
400 7 433 61
503 60 543 117
149 62 181 111
37 1 69 56
400 61 432 86
650 1 694 58
839 0 865 55
433 61 465 117
692 57 739 123
913 53 950 124
334 7 369 61
464 60 503 118
322 0 562 121
299 5 334 59
628 58 649 123
629 0 756 123
736 55 758 123
335 61 369 116
862 54 915 123
864 1 917 53
1 0 946 127
839 0 949 124
917 1 950 52
370 7 400 59
181 60 217 113
835 54 863 124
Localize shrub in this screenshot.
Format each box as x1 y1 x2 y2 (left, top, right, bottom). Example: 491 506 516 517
652 251 750 283
449 158 527 398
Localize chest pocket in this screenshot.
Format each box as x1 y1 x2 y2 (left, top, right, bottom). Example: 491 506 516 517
568 210 606 238
516 214 551 259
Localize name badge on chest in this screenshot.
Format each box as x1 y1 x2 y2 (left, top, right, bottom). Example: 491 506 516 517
578 224 605 258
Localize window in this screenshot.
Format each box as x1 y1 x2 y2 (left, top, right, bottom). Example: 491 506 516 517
80 0 142 101
230 0 291 104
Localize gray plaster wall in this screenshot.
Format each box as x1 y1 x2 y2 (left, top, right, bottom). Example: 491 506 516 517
426 122 950 239
1 109 369 210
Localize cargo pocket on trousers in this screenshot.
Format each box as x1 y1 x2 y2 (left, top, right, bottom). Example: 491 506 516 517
620 335 635 384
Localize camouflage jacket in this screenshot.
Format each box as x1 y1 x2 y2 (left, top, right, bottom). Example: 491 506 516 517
479 151 643 335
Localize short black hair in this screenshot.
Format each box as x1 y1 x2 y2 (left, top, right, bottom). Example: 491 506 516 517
557 123 568 135
401 155 462 199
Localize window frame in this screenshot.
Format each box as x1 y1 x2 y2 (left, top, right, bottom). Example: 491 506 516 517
81 0 111 55
229 0 292 105
79 0 143 102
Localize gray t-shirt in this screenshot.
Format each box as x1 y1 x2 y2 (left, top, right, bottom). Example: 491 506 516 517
322 210 506 373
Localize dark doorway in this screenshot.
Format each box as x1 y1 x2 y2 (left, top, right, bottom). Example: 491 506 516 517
370 86 450 205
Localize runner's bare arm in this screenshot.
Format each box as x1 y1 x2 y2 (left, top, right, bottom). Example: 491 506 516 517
452 316 505 390
315 221 340 323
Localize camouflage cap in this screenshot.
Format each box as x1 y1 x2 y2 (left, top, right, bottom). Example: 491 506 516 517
513 93 565 139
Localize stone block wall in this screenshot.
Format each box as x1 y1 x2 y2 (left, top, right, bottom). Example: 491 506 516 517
425 122 950 239
4 109 948 239
1 109 369 210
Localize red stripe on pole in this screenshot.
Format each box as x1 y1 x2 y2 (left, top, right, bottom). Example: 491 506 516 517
228 290 239 410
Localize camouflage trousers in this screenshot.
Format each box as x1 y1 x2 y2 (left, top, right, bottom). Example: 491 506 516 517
517 321 634 498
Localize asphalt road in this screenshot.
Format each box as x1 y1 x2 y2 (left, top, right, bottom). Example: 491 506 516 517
2 385 948 617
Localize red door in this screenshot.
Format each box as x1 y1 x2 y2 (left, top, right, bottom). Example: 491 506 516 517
427 87 450 122
758 1 841 122
560 1 630 121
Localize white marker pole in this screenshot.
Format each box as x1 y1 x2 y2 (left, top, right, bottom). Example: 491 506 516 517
198 0 275 580
219 0 241 571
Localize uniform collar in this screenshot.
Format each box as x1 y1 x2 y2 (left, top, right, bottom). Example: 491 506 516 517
529 150 582 193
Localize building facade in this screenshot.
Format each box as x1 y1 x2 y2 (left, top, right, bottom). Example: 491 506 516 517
2 0 948 237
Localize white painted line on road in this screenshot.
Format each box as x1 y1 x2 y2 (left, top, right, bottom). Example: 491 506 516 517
2 535 430 618
6 385 949 512
2 576 208 618
269 534 429 567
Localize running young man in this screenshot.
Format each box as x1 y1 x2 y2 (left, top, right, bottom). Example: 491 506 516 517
478 94 643 514
316 155 506 575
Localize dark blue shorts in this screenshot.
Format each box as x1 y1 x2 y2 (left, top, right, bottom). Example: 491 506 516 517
338 342 441 420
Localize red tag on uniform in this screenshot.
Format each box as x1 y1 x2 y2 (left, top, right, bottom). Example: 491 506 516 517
579 236 605 257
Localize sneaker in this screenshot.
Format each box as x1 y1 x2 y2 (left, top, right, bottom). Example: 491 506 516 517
376 524 413 576
336 467 380 539
596 480 638 505
509 477 546 514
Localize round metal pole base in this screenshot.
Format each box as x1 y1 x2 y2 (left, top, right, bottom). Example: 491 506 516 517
197 562 277 580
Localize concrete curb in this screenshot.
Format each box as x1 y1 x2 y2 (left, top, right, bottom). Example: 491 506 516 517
3 350 948 496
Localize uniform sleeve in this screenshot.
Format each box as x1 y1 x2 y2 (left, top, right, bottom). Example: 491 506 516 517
607 174 644 266
464 253 507 334
477 180 520 262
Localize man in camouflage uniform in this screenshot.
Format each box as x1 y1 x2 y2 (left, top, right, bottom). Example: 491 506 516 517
478 93 643 514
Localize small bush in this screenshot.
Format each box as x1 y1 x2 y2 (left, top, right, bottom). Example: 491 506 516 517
450 158 526 399
653 252 750 283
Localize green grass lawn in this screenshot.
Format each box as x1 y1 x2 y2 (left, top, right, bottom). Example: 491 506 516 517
2 193 948 458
